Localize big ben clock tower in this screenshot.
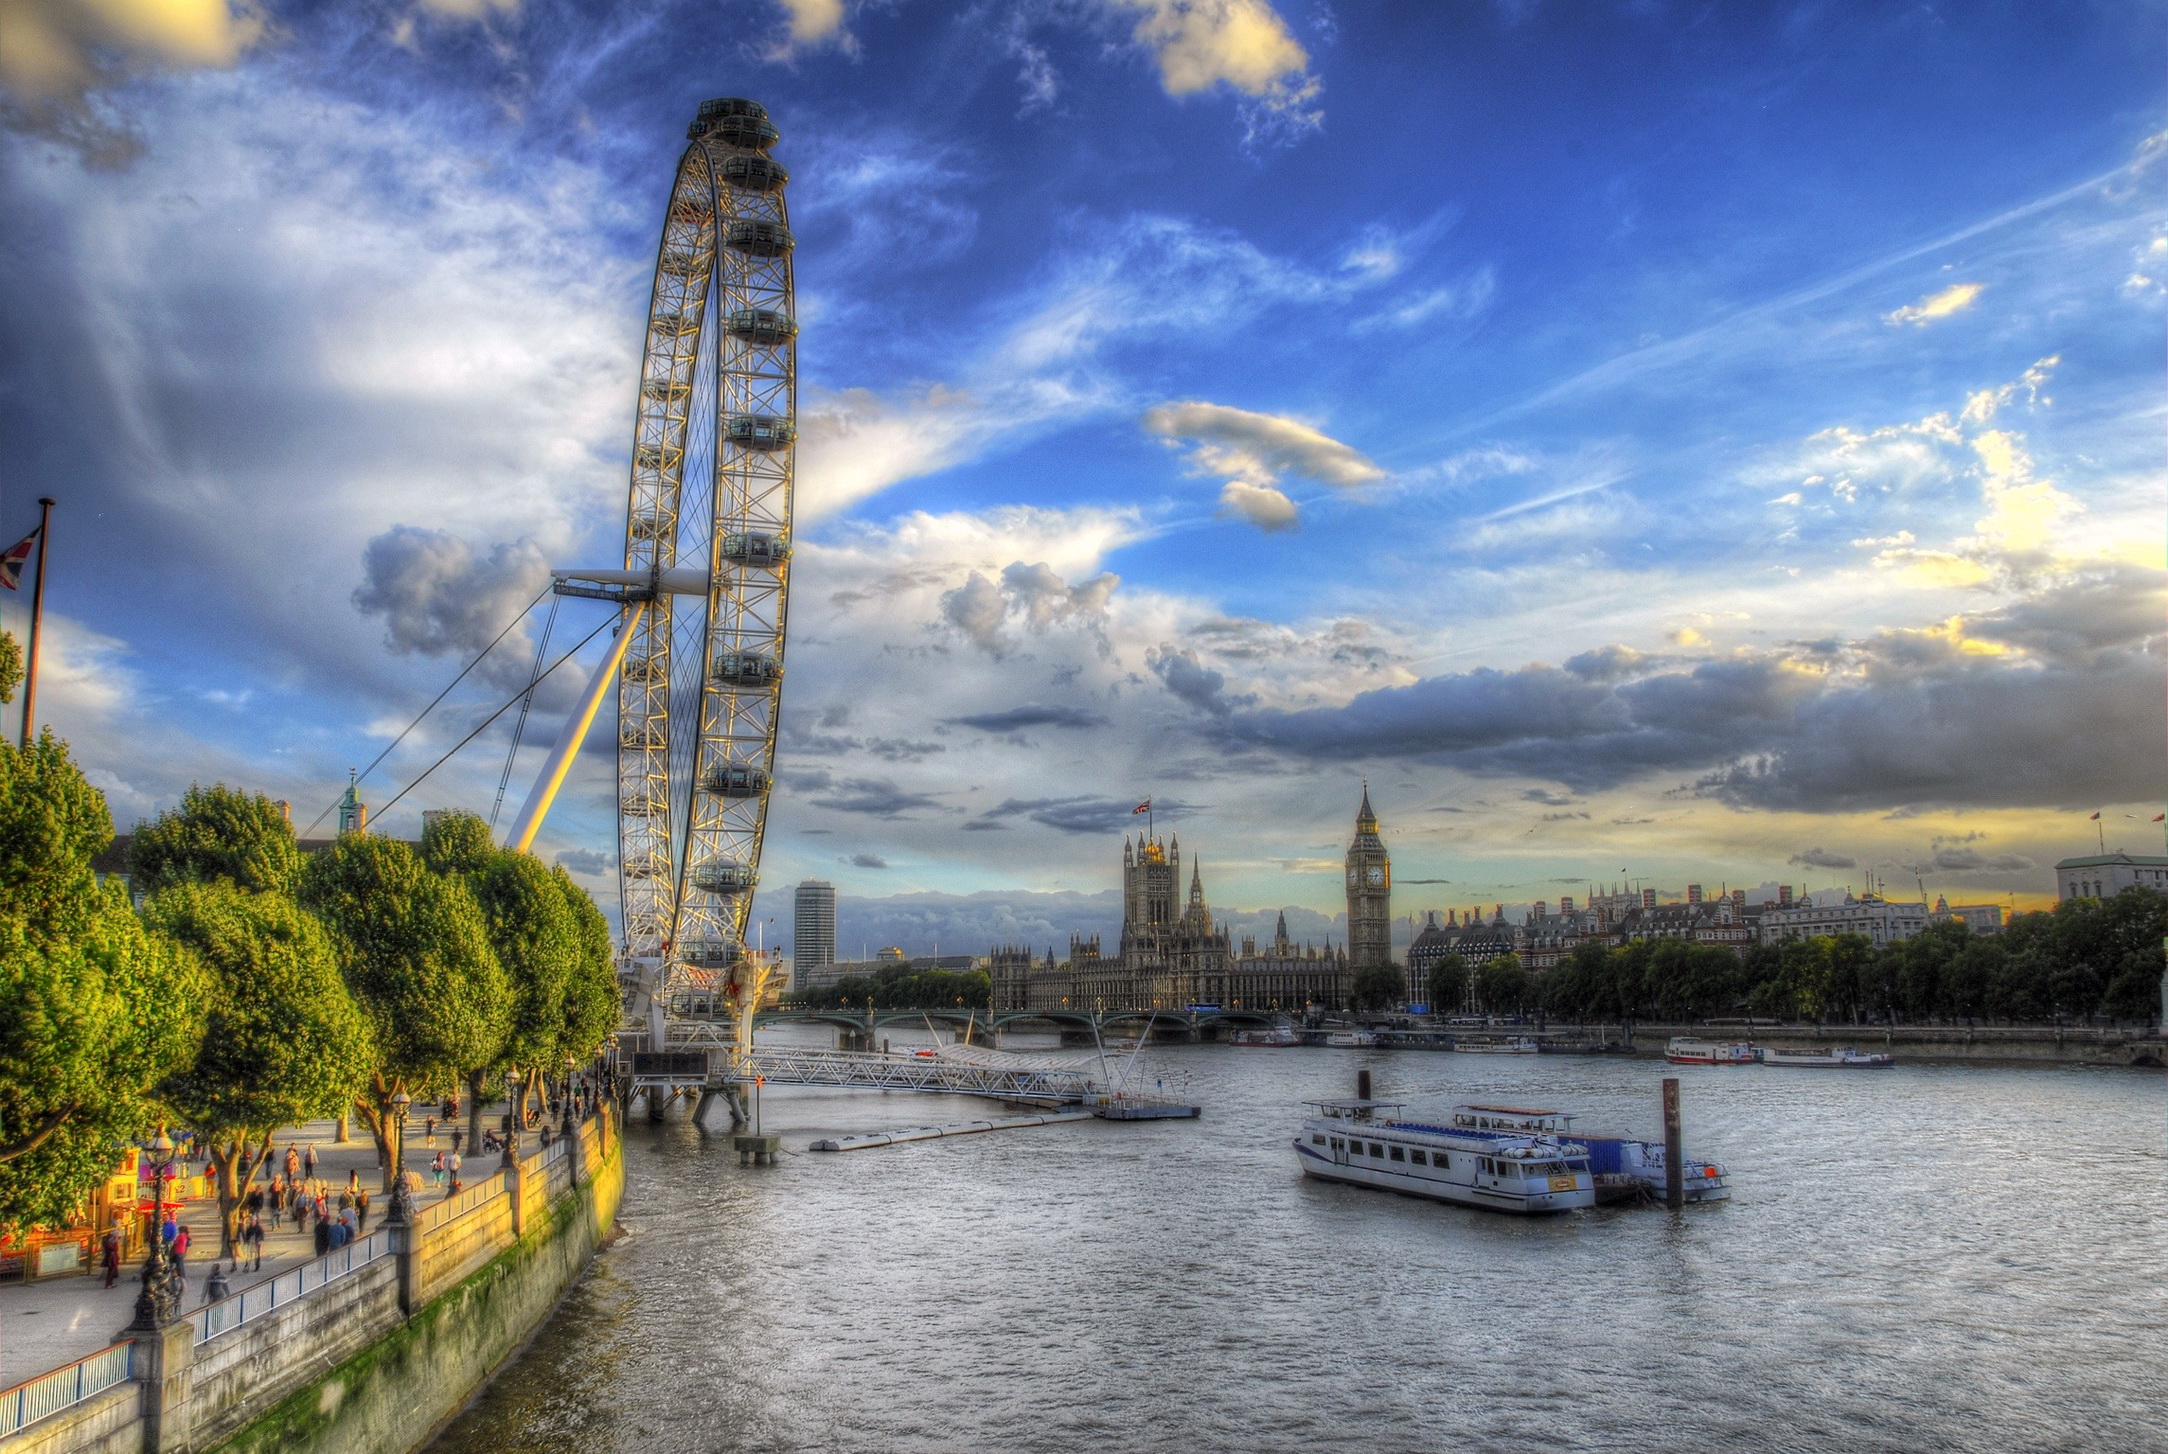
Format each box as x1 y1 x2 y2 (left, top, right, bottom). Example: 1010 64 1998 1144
1345 784 1392 969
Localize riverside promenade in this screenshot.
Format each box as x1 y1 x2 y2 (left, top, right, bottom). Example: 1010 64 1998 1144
0 1104 621 1454
0 1116 487 1389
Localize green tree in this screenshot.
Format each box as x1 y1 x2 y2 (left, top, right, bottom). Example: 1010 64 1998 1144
0 629 20 707
808 964 992 1011
299 834 510 1189
0 734 209 1230
419 808 497 879
469 845 582 1142
1425 952 1468 1014
555 866 622 1064
1474 953 1529 1016
1348 962 1404 1015
130 783 305 897
148 883 373 1256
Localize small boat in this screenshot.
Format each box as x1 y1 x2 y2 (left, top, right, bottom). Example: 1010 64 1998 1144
1666 1036 1759 1065
1762 1046 1894 1068
1448 1106 1731 1205
1231 1028 1301 1047
1326 1030 1380 1048
1294 1100 1595 1214
1455 1036 1539 1054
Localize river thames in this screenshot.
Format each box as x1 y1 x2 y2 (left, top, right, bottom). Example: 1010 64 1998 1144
438 1032 2164 1452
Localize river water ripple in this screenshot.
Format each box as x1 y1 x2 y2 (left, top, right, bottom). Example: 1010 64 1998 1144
434 1034 2165 1453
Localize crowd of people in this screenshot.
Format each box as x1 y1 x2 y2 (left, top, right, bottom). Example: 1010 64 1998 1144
91 1077 613 1312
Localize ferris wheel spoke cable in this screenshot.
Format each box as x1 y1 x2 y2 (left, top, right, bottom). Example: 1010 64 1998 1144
489 594 560 828
301 581 551 835
372 611 619 825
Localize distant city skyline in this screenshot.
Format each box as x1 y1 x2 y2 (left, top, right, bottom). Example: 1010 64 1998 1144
1 2 2158 937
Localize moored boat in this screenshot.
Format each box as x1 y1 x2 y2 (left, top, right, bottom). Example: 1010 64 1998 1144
1295 1099 1595 1213
1762 1046 1894 1068
1666 1036 1759 1065
1232 1027 1302 1047
1325 1030 1380 1048
1454 1035 1539 1054
1446 1105 1731 1205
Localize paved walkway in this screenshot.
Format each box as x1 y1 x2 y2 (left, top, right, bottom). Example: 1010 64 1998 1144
0 1108 509 1389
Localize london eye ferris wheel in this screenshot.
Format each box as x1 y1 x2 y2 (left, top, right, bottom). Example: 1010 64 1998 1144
609 97 797 999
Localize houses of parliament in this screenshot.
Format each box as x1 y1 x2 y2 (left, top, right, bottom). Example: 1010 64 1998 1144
989 788 1393 1012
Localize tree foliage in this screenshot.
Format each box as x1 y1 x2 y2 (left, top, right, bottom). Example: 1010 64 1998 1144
1424 952 1467 1012
1474 954 1531 1015
555 865 621 1062
147 882 373 1253
1348 962 1405 1014
130 783 304 897
0 629 20 707
299 833 509 1108
0 735 208 1230
803 964 990 1010
1535 889 2166 1026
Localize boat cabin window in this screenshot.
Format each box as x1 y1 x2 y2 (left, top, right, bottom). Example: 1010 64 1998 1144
1369 1143 1384 1157
1408 1150 1426 1165
1389 1146 1405 1162
1311 1134 1326 1146
1329 1138 1343 1152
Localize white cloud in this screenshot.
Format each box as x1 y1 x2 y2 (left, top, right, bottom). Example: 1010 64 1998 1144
0 0 258 103
1144 399 1382 529
1884 281 1983 326
1110 0 1318 119
774 0 845 45
1218 480 1298 531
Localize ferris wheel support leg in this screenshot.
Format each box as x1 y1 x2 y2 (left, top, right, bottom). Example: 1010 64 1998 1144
507 602 646 855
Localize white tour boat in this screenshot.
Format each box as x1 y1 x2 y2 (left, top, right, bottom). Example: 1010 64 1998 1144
1761 1045 1894 1068
1294 1099 1596 1214
1665 1036 1760 1065
1447 1105 1731 1205
1231 1027 1301 1047
1325 1030 1380 1048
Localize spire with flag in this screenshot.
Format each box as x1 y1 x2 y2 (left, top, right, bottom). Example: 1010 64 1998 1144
4 499 53 749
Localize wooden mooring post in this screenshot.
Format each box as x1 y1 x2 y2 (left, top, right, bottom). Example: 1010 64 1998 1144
1662 1076 1683 1211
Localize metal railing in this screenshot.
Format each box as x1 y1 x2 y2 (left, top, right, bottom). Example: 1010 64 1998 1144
0 1340 134 1437
192 1229 390 1345
417 1169 508 1233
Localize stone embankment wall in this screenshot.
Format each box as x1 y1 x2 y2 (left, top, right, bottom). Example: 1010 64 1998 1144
0 1108 621 1454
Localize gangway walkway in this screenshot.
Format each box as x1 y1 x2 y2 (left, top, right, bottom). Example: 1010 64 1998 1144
731 1046 1100 1104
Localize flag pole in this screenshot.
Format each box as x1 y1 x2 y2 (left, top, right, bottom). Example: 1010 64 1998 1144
19 497 53 750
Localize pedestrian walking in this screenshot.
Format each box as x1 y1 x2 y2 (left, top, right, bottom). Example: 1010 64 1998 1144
203 1263 230 1307
354 1189 370 1233
172 1225 191 1281
243 1214 265 1270
447 1152 462 1195
283 1144 300 1182
430 1151 445 1189
101 1227 122 1289
450 1127 463 1157
303 1143 318 1179
313 1213 331 1256
246 1184 264 1219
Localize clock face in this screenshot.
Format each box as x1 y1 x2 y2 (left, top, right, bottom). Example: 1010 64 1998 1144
1346 866 1358 887
1366 866 1385 888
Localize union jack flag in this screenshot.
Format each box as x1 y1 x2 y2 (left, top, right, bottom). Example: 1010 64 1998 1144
0 528 33 591
1132 799 1151 815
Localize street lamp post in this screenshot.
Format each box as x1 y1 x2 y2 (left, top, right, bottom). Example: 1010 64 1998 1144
561 1056 577 1135
387 1092 416 1225
127 1132 182 1330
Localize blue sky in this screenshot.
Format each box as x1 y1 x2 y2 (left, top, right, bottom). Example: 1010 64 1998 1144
1 0 2161 953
